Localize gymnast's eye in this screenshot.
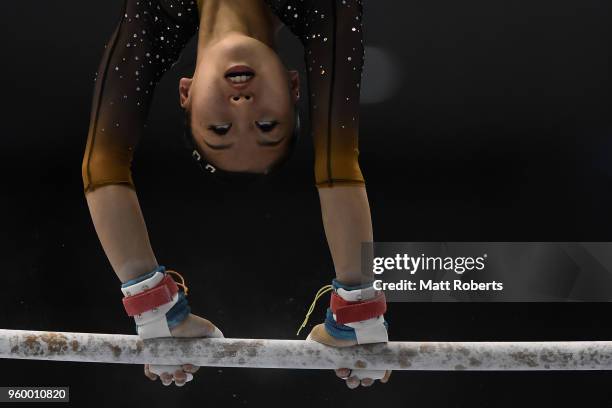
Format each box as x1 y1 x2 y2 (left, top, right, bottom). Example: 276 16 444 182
208 124 232 135
255 121 279 133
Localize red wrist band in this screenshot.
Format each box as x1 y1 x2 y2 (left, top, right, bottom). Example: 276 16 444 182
122 274 179 317
330 291 387 325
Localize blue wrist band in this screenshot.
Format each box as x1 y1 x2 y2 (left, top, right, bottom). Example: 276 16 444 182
331 279 374 291
166 291 191 329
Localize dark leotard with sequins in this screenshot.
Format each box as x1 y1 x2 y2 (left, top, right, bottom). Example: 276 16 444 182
82 0 365 190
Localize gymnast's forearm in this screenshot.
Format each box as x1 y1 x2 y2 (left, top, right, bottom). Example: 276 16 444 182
318 185 373 285
85 184 158 283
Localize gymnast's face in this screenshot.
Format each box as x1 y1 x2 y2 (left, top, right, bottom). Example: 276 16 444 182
179 33 300 173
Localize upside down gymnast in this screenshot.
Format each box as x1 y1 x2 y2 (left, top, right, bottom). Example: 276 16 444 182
82 0 390 388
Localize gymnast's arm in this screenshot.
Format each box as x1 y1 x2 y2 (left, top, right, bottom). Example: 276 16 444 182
82 0 199 283
301 0 371 285
318 187 372 285
85 186 158 283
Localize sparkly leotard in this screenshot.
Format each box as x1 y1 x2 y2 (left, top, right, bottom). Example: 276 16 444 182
82 0 365 190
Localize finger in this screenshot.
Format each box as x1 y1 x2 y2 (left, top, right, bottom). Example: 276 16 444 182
173 370 193 385
174 377 187 387
335 368 351 379
160 373 174 386
144 365 158 381
380 370 392 384
360 378 374 387
182 364 200 374
173 369 187 386
346 376 360 390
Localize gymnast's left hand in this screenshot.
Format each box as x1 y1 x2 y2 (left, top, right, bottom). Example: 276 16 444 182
307 324 392 389
143 313 222 387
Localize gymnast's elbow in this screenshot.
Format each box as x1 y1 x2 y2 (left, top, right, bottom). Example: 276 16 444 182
314 157 366 189
81 150 135 194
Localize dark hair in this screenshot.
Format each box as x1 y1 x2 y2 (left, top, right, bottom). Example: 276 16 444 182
183 106 300 184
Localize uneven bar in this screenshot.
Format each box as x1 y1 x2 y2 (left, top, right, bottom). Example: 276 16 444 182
1 329 612 371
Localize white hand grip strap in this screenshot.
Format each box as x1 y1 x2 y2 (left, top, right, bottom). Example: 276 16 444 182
121 271 165 297
334 285 387 345
137 318 171 340
122 272 180 340
336 286 377 302
343 315 388 345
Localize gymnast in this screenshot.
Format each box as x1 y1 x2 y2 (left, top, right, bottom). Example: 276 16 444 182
82 0 390 388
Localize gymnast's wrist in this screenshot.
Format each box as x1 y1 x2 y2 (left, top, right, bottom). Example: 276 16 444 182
325 278 389 344
120 265 191 339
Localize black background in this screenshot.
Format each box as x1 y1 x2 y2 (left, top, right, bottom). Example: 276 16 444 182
1 0 612 406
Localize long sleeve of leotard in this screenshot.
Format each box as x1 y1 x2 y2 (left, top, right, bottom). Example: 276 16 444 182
267 0 365 187
82 0 199 192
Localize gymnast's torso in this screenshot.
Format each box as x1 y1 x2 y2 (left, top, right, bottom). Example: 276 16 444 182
82 0 365 191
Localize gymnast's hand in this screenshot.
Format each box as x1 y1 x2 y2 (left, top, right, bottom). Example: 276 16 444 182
143 314 222 387
307 324 392 389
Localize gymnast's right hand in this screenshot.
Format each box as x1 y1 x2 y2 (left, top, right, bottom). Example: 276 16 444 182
143 314 223 387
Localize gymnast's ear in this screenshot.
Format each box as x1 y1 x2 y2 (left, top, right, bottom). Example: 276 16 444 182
179 77 193 108
288 70 300 103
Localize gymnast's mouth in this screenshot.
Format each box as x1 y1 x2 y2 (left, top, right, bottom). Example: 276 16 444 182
225 65 256 86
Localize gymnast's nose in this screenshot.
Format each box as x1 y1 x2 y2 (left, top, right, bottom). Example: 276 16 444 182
230 94 253 104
